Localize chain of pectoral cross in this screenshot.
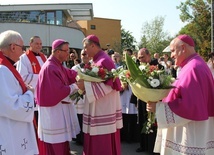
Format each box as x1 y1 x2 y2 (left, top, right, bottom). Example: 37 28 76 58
0 145 6 155
23 102 33 112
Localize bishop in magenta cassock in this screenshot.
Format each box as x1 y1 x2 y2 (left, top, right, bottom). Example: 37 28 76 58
35 39 80 155
78 35 123 155
147 34 214 155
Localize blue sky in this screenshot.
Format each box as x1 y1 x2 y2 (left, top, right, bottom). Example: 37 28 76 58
1 0 186 43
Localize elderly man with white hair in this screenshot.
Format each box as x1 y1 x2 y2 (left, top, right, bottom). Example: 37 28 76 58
147 34 214 155
0 30 38 155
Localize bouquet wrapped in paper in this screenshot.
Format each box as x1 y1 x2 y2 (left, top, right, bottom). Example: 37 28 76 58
76 69 105 82
75 64 124 82
127 78 172 102
125 54 175 134
70 64 124 104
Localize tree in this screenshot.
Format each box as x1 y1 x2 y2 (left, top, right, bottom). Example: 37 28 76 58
121 28 137 52
138 16 172 56
177 0 211 60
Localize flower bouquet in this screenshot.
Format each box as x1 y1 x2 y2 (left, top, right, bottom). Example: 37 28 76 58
125 54 175 134
75 65 104 82
70 89 85 104
70 63 123 104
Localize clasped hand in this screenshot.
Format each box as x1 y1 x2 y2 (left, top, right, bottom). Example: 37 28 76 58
146 101 157 112
26 85 34 94
76 79 85 92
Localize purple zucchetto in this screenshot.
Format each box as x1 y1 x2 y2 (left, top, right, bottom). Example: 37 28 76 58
86 34 100 44
177 34 195 47
52 39 69 50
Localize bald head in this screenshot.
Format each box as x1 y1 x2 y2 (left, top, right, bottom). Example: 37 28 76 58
154 53 159 59
170 35 196 66
138 48 151 63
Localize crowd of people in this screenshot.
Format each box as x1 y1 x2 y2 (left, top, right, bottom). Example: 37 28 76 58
1 29 214 155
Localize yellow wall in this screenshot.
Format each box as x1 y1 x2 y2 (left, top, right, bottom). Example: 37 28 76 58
77 17 121 51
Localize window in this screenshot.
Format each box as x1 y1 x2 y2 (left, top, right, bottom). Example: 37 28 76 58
29 11 40 23
91 25 96 30
38 11 45 24
56 11 62 25
47 12 55 24
0 10 66 26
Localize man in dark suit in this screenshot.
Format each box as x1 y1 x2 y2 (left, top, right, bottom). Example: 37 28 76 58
136 48 162 154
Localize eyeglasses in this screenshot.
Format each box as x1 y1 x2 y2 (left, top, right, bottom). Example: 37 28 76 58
10 43 25 51
59 49 70 53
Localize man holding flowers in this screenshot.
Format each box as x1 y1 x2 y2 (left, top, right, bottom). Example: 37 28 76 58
135 48 162 154
35 39 80 155
77 34 123 155
147 34 214 155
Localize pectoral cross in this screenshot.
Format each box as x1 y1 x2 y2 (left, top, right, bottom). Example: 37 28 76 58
21 138 28 150
0 145 6 155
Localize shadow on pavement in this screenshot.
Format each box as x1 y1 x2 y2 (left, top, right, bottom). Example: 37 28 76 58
70 141 154 155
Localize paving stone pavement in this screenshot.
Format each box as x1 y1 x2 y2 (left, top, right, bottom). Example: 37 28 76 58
70 140 153 155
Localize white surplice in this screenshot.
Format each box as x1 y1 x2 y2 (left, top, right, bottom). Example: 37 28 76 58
0 65 38 155
38 96 80 144
154 102 214 155
16 52 46 111
83 81 123 136
120 85 138 114
16 53 45 89
72 64 85 114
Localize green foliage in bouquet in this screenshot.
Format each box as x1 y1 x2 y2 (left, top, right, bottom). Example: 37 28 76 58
125 53 142 80
125 53 152 88
70 90 84 104
125 53 175 89
125 53 175 134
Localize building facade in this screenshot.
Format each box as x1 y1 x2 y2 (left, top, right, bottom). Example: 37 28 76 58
0 3 93 56
0 3 122 55
77 17 121 52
